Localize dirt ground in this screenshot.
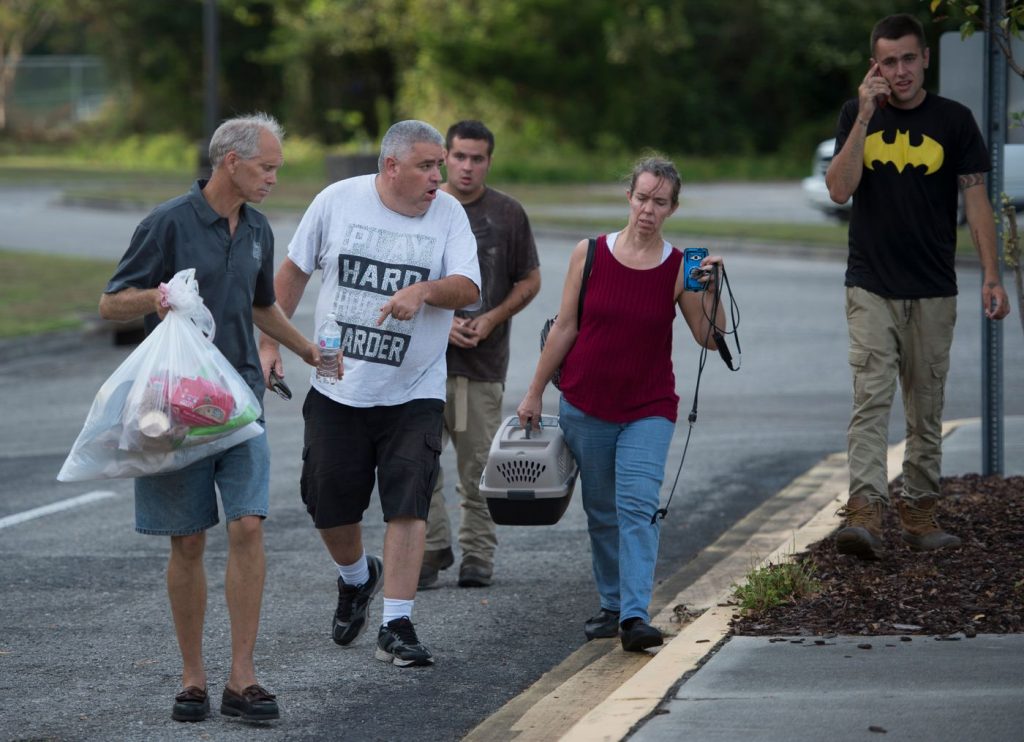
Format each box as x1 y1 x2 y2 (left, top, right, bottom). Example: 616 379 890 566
730 474 1024 637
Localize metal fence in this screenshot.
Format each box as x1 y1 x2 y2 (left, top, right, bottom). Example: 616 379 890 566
5 55 110 132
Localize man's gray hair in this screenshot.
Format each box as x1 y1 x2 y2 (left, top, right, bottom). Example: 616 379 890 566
209 112 284 168
378 120 443 172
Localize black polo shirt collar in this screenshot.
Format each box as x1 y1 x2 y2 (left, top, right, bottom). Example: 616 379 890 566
186 179 256 230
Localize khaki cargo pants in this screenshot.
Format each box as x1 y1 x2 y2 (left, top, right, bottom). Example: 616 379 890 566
424 376 503 564
846 286 957 506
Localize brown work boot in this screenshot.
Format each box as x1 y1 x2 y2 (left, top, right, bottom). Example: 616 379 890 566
457 556 493 588
897 496 962 552
417 546 454 590
835 494 885 560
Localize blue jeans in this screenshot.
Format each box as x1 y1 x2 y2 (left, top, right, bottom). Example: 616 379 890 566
559 397 674 624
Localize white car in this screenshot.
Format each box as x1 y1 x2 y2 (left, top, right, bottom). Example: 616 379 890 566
801 138 849 220
802 137 1024 222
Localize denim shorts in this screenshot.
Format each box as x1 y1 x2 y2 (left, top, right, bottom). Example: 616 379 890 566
134 432 270 536
300 389 444 528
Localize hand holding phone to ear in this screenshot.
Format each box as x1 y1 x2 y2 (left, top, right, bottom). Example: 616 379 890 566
858 62 890 119
871 64 889 109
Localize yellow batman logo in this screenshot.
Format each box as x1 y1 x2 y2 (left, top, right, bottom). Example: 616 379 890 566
864 129 944 174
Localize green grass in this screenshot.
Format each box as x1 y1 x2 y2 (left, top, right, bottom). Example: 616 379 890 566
59 178 327 213
536 216 853 249
668 220 849 246
0 133 809 184
0 159 328 212
732 555 821 615
0 248 116 338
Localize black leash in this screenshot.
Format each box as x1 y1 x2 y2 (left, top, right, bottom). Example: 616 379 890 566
651 263 741 523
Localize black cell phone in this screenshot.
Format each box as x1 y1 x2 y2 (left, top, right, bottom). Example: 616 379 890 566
269 369 292 401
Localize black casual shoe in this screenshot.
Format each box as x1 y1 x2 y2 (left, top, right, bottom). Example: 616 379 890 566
171 686 209 722
332 554 383 646
418 547 455 590
457 556 493 588
583 608 620 640
620 618 663 652
220 684 279 722
375 617 435 667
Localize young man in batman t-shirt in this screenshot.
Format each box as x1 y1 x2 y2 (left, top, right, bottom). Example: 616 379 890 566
825 13 1010 561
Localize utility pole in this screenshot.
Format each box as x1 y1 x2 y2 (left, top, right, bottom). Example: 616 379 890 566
198 0 219 178
981 0 1007 474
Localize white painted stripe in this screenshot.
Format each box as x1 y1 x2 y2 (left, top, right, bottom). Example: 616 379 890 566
0 490 120 530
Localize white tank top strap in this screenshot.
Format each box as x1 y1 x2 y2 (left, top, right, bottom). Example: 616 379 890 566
606 231 673 264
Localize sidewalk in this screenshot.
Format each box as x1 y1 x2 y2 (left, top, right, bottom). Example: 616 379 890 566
563 417 1024 742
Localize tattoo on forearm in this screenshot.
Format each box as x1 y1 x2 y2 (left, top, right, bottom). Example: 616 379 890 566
958 172 985 191
505 286 536 318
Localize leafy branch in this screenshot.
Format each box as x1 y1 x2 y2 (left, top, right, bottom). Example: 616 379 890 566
929 0 1024 78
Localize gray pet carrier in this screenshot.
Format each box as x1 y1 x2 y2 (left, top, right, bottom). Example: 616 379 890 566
480 415 578 526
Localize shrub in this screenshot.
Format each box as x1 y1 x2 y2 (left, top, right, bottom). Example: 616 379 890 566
733 555 820 615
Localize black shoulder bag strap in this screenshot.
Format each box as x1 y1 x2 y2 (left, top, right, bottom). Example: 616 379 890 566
576 238 597 329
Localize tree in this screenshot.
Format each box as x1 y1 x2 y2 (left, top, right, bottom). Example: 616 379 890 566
931 0 1024 127
0 0 61 132
264 0 416 143
931 0 1024 75
9 0 945 161
58 0 283 137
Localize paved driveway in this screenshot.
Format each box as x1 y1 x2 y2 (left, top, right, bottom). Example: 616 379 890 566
1 185 1021 740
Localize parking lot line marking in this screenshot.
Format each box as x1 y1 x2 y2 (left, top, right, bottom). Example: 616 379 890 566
0 490 119 530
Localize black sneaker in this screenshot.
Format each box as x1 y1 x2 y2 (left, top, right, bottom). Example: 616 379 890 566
375 617 435 667
332 555 383 646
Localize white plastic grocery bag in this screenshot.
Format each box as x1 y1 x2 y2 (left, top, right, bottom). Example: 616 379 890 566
58 269 263 482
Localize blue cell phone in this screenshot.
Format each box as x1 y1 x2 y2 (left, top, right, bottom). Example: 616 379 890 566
683 247 709 292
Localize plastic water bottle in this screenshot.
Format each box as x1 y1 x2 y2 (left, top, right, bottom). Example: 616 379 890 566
316 312 341 384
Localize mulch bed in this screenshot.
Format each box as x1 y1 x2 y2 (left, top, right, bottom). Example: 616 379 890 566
730 474 1024 637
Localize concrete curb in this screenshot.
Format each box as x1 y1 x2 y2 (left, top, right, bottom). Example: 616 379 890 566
559 420 968 742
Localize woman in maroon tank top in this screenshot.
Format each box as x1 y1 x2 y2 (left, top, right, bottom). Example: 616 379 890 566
517 157 727 652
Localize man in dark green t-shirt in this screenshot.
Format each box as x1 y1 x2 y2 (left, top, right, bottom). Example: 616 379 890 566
420 121 541 588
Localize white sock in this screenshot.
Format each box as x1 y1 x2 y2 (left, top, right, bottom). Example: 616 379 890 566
382 598 414 626
336 552 370 587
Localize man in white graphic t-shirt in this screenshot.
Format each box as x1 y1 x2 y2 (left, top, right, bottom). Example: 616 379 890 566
259 120 480 667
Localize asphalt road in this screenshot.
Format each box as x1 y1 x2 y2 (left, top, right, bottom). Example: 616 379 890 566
0 180 829 262
1 187 1022 741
